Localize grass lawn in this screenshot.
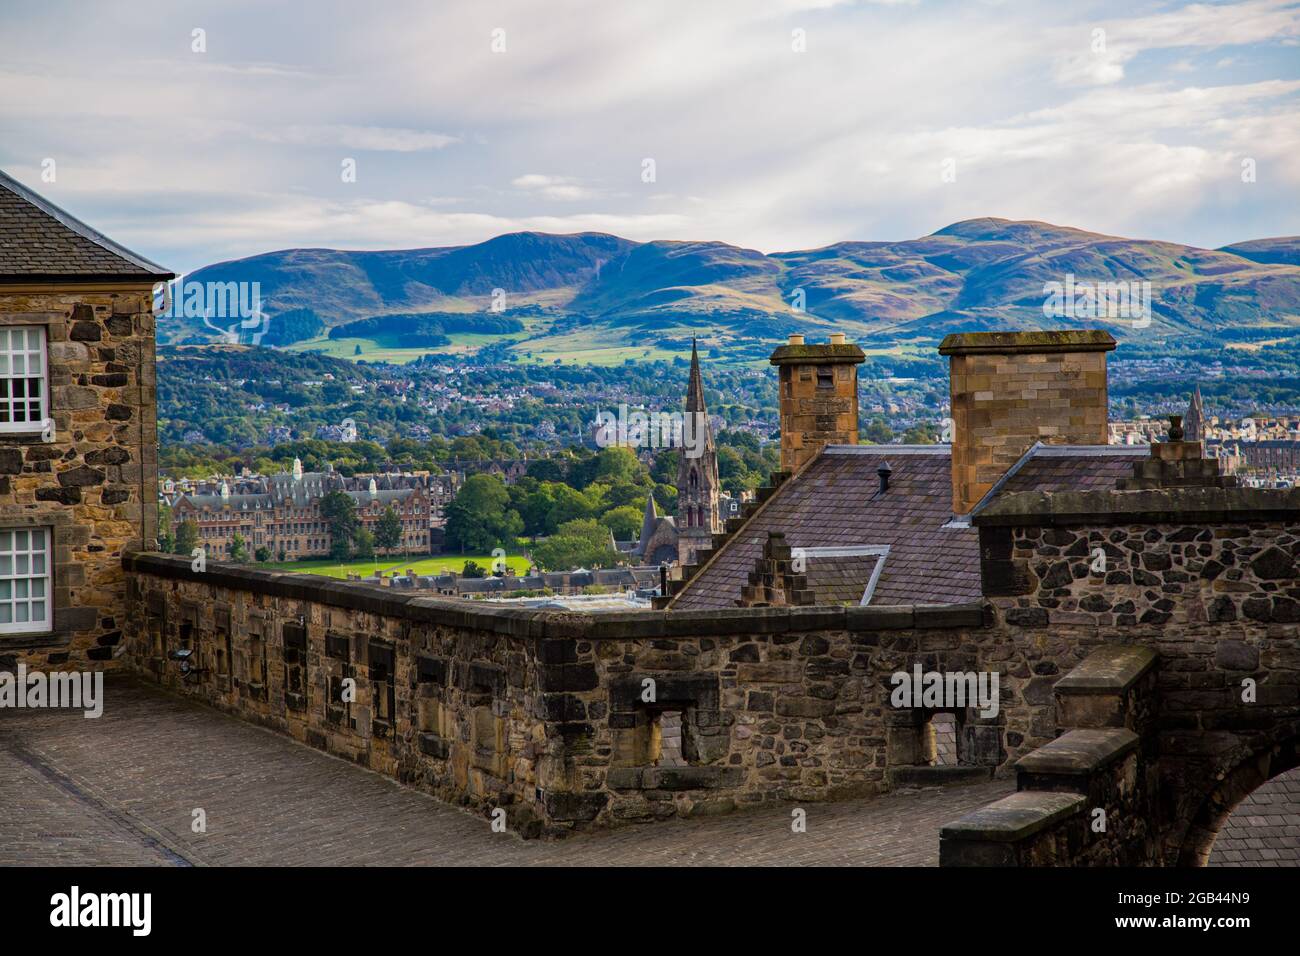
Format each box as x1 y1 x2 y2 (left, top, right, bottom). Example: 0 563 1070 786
262 553 531 579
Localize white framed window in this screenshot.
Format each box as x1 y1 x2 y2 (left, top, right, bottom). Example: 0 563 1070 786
0 326 48 434
0 528 51 634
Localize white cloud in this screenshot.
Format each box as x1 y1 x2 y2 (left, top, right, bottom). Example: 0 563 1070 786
258 125 459 152
0 0 1295 269
511 174 602 201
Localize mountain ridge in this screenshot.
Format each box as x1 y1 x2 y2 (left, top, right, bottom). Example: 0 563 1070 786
160 219 1300 356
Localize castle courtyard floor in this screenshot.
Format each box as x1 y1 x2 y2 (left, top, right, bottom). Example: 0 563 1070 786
1 676 1293 867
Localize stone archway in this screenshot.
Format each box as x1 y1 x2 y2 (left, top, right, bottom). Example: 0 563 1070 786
1178 736 1300 867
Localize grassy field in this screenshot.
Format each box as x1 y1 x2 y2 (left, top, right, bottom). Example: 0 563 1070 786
262 553 531 579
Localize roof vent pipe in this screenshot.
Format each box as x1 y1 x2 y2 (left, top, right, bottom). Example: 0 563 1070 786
876 461 892 496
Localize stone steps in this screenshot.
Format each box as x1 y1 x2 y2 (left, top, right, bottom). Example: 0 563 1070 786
940 644 1160 865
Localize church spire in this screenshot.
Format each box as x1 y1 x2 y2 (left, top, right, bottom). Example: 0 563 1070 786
1186 384 1205 442
686 337 707 414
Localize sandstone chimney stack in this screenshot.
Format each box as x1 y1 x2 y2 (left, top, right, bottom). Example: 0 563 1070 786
939 330 1116 515
770 334 866 473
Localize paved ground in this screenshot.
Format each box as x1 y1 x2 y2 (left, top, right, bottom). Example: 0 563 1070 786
5 676 1295 866
0 676 1012 867
1208 767 1300 866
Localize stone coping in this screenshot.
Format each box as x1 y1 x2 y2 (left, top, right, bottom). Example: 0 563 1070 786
940 790 1086 842
123 552 986 640
973 486 1300 527
768 343 866 365
1015 728 1139 776
938 329 1116 356
1055 645 1158 695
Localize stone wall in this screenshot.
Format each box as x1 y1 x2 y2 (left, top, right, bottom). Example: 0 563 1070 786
953 487 1300 864
123 553 1071 836
121 485 1299 850
0 286 157 669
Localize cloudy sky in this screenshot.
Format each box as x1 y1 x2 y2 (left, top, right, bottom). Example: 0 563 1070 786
2 0 1297 273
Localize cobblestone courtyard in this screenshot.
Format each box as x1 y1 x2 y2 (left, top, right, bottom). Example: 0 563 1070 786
0 676 1011 866
1 676 1294 867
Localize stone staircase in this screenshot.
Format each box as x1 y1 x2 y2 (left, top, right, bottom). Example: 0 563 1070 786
939 644 1160 866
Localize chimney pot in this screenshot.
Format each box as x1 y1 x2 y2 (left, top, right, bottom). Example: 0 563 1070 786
788 333 804 345
830 333 846 345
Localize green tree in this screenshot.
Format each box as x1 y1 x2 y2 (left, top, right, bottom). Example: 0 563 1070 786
863 417 894 444
546 484 593 529
255 546 272 562
462 559 487 578
593 446 638 484
600 504 643 541
375 506 404 555
319 490 359 559
531 519 620 571
157 503 174 553
229 533 249 563
445 474 522 553
353 528 376 560
174 519 200 556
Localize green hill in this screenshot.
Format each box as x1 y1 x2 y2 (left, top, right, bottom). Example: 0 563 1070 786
159 219 1300 362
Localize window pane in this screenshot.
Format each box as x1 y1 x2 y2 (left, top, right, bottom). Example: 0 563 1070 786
31 600 45 622
15 604 28 623
31 529 43 548
0 605 10 624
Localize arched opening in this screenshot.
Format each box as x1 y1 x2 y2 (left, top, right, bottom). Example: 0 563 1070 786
1208 765 1300 865
1179 735 1300 866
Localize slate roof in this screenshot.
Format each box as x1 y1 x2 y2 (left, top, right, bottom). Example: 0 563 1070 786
670 446 981 609
969 444 1148 513
804 553 883 605
670 442 1150 610
0 169 172 281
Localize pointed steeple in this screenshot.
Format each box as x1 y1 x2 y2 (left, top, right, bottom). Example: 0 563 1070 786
675 337 721 565
1186 384 1205 442
636 492 659 554
686 337 707 414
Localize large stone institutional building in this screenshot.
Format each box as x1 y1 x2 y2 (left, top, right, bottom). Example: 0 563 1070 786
3 170 1298 867
172 460 434 560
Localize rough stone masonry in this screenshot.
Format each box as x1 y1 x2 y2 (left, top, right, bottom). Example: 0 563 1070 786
0 288 159 668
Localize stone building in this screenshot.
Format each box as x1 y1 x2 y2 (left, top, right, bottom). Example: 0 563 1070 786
0 170 171 666
172 459 433 560
629 492 678 566
675 339 720 566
